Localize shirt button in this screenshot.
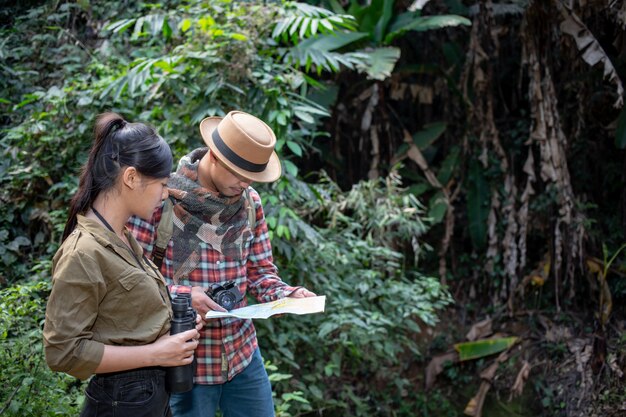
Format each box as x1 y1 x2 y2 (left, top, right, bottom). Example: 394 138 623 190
216 261 220 265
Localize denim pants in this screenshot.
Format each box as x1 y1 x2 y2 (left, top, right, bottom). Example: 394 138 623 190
169 349 274 417
80 367 171 417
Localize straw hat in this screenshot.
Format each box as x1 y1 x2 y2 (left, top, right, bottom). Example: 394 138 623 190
199 111 281 183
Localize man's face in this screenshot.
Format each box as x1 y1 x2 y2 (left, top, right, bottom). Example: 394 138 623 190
210 155 253 198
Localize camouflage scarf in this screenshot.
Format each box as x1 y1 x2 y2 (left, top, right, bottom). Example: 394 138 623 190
167 148 251 283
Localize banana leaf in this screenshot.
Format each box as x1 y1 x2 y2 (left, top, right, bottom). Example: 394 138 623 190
454 337 518 361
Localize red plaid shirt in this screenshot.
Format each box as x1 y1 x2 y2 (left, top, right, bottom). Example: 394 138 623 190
127 187 298 384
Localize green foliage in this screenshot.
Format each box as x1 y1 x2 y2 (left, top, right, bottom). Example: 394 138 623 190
99 0 330 159
291 0 471 79
396 388 460 417
0 1 334 414
0 1 452 415
272 2 357 41
266 360 312 417
272 2 369 75
1 1 115 283
0 0 328 282
0 279 84 415
257 170 452 415
386 13 471 43
454 337 518 361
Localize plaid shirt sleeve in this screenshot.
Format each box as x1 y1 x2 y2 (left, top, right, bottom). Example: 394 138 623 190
245 189 300 302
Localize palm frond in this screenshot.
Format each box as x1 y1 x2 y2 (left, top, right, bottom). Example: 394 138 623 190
282 32 369 74
272 1 356 43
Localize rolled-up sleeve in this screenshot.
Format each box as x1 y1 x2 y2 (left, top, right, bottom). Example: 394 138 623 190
246 192 299 302
43 249 106 380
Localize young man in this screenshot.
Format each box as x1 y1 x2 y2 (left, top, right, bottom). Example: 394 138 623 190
127 110 315 417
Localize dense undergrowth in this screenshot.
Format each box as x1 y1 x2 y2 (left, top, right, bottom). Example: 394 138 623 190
0 1 452 415
1 1 625 416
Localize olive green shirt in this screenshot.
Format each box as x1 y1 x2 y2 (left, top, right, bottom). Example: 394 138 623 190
43 215 173 380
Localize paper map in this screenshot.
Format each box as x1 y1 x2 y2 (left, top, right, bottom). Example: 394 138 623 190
205 295 326 320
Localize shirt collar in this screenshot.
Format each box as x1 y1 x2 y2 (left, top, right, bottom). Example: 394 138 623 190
76 215 153 273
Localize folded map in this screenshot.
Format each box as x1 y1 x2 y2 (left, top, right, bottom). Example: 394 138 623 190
205 295 326 320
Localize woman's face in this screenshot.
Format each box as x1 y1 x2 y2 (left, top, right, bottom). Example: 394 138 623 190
135 175 169 220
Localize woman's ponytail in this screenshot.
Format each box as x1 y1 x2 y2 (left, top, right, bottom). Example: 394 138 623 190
62 113 128 240
61 112 172 241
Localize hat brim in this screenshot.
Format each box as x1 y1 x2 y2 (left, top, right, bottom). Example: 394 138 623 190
200 116 282 183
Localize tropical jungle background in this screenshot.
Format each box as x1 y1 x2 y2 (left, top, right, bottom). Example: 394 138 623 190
1 0 625 416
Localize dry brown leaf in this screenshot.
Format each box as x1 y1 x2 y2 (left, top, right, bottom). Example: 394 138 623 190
502 175 519 307
523 10 581 309
517 149 535 273
481 349 511 381
405 145 443 189
418 86 433 104
360 84 377 133
464 381 491 417
479 359 501 381
485 193 500 275
607 353 624 378
464 396 478 417
438 202 455 283
424 351 458 390
510 360 531 399
586 257 603 274
361 84 379 178
466 317 493 341
389 82 406 100
545 326 572 343
392 128 455 282
558 3 624 107
368 127 380 180
567 338 593 401
464 350 511 416
519 253 551 296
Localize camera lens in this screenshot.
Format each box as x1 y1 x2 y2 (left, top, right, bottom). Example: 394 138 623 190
218 292 236 311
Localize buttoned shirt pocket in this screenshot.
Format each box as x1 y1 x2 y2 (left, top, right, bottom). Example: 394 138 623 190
96 265 170 342
119 271 144 292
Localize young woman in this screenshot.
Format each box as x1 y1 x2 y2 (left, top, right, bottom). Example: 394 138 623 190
43 112 200 417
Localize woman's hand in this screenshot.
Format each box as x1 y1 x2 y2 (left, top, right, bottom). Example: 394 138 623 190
95 328 199 374
195 311 204 331
151 328 200 367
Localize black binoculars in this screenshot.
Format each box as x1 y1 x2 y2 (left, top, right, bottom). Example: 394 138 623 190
166 293 197 393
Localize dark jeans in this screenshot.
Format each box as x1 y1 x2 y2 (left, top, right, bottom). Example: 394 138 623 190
80 367 171 417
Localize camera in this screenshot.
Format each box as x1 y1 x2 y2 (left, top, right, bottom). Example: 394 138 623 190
166 293 196 393
205 281 243 311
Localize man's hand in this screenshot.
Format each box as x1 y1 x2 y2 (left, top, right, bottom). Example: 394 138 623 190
190 286 227 322
289 288 316 298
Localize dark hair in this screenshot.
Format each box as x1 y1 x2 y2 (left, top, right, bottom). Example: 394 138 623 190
62 112 173 240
